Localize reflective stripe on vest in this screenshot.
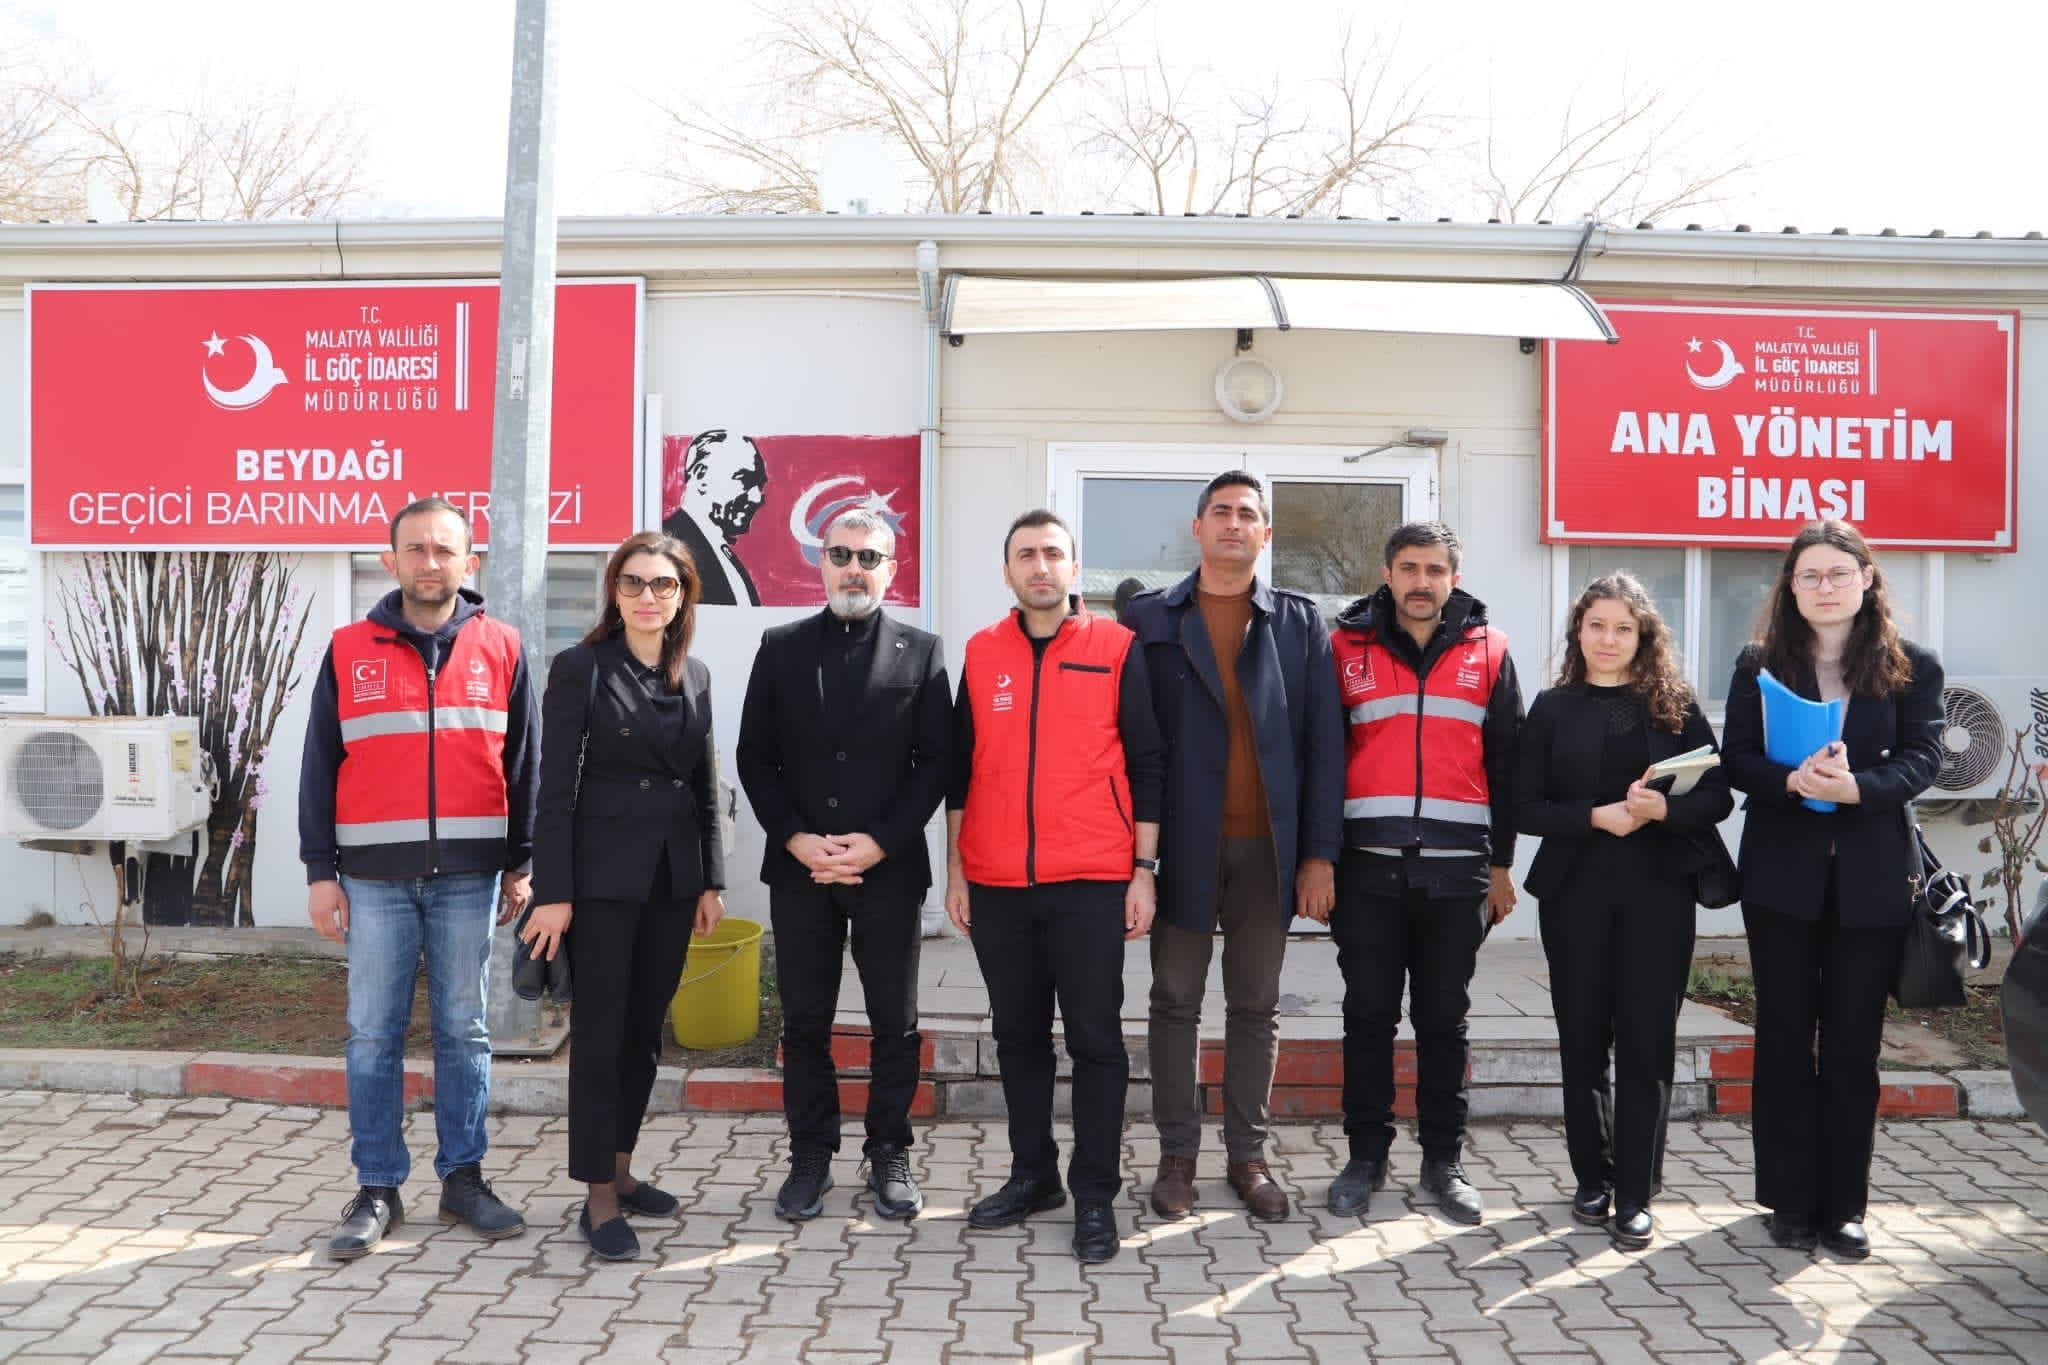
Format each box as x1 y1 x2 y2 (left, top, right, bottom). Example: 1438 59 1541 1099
337 815 511 847
339 706 511 744
958 607 1136 887
1342 795 1490 825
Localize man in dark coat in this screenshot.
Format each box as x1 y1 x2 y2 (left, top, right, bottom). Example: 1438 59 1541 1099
736 508 950 1224
1122 471 1345 1222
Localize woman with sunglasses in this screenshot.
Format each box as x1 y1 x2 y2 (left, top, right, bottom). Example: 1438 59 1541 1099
1723 519 1943 1261
524 531 725 1260
1516 573 1731 1249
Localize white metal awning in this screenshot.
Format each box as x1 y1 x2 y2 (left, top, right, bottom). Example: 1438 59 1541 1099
941 274 1617 343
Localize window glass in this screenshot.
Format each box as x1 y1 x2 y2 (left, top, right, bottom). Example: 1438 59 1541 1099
1565 545 1688 661
1272 481 1405 619
351 552 603 662
1703 549 1784 701
0 485 26 701
1075 477 1205 612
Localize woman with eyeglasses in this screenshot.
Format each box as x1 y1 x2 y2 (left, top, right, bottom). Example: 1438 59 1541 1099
524 531 725 1260
1722 519 1943 1261
1516 574 1731 1250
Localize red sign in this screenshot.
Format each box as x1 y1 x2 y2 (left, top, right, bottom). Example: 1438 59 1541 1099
27 280 642 549
1545 301 2018 551
659 432 921 608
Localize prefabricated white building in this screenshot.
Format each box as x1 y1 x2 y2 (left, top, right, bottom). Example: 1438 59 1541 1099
0 215 2041 936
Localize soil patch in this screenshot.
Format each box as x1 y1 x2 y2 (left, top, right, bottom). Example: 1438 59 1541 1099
0 934 782 1068
1687 952 2007 1071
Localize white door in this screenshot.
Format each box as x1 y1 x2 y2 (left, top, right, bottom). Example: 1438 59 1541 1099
1048 442 1438 616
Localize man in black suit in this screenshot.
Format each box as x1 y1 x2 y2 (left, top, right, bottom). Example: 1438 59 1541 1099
737 508 951 1223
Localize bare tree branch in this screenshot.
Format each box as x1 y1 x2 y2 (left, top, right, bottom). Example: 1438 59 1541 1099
1479 85 1750 226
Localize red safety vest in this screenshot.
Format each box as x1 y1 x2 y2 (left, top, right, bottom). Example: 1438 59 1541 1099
958 606 1136 887
330 613 521 871
1330 620 1507 854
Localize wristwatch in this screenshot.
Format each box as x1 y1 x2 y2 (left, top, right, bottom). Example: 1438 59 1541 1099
1133 856 1161 874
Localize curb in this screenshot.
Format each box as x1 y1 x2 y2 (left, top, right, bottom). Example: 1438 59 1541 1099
0 1038 2018 1120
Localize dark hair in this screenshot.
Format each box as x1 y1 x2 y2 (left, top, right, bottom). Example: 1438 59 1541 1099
1003 508 1073 560
583 531 701 690
1756 519 1911 697
1383 520 1461 571
1195 470 1269 521
390 496 472 552
1558 573 1694 733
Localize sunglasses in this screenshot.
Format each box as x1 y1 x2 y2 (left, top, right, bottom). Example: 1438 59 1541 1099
825 546 894 570
618 573 682 599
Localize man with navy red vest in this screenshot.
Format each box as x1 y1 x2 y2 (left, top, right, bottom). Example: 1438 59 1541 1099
945 509 1164 1264
300 497 540 1260
1320 520 1523 1224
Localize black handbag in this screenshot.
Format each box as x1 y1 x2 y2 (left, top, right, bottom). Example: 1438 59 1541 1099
513 657 599 1003
1892 820 1990 1009
1687 828 1741 909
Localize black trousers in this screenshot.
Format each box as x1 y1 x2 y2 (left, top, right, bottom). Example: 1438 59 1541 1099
566 889 694 1183
770 878 923 1157
1744 873 1905 1224
1538 871 1697 1207
1332 851 1488 1163
968 880 1129 1203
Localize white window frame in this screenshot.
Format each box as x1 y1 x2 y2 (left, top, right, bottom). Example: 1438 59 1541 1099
0 471 43 714
1048 442 1439 588
1547 545 1946 721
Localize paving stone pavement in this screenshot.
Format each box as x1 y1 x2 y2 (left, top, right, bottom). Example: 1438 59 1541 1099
2 1090 2045 1363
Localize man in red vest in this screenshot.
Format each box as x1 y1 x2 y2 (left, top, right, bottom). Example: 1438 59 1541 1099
1320 520 1524 1224
300 497 540 1260
945 509 1165 1263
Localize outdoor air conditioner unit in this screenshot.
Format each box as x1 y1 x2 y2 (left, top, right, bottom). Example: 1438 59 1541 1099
1931 678 2048 800
0 716 215 843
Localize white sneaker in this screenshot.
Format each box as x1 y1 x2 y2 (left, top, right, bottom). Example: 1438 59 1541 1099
920 901 953 938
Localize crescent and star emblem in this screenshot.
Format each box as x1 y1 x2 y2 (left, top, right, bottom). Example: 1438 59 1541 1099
352 662 378 682
1684 336 1744 391
202 331 290 410
995 674 1012 689
788 475 904 551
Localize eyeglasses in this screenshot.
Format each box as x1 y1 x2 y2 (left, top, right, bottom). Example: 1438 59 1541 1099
1792 566 1863 592
618 573 682 599
825 546 893 570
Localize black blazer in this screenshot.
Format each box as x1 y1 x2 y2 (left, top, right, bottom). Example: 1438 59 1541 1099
531 637 723 907
736 609 951 892
1516 684 1734 902
1721 640 1944 928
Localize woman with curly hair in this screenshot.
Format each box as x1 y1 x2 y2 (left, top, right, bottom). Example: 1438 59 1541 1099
1516 573 1732 1249
1723 520 1943 1261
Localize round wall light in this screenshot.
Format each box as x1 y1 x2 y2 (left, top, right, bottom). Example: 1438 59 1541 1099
1214 356 1283 423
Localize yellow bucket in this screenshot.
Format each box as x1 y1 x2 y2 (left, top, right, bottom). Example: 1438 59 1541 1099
670 916 764 1050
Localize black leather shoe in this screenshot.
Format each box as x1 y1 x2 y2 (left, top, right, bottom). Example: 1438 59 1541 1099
776 1151 834 1222
1419 1158 1484 1225
1820 1218 1872 1260
1072 1202 1119 1263
438 1165 525 1239
863 1144 923 1221
1611 1203 1654 1249
1572 1185 1612 1226
1327 1158 1388 1216
1767 1211 1819 1251
328 1185 403 1260
618 1181 680 1218
969 1175 1066 1230
579 1203 639 1261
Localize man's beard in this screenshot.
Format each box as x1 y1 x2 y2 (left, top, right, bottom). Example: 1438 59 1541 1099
828 587 879 619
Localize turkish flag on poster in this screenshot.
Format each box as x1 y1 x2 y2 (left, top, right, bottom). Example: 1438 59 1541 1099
28 280 641 549
659 432 921 608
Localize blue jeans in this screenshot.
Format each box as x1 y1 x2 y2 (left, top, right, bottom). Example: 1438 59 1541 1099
342 872 499 1186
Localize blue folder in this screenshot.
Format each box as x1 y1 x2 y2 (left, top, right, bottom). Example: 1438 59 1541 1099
1757 668 1846 812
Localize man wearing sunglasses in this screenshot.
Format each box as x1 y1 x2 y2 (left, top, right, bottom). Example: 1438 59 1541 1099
737 508 952 1224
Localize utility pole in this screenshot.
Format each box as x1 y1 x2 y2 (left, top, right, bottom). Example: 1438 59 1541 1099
487 0 562 1054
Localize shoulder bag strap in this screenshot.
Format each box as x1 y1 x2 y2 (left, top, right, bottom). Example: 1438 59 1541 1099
574 651 598 805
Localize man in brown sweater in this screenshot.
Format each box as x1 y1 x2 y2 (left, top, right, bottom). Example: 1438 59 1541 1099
1121 471 1346 1222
